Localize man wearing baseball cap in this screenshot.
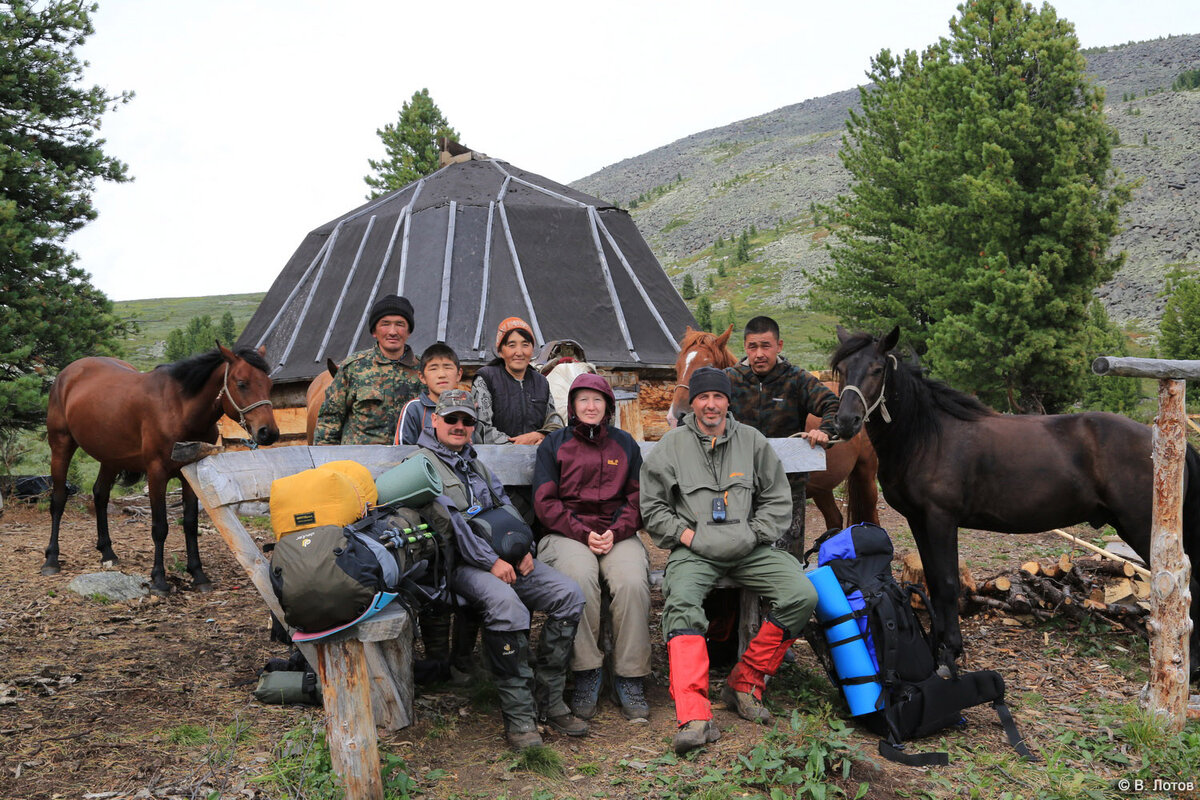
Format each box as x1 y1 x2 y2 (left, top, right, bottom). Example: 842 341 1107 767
314 294 423 445
405 389 588 749
640 366 818 754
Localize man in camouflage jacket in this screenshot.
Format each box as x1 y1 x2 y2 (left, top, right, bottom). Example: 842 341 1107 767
314 294 423 445
725 315 838 556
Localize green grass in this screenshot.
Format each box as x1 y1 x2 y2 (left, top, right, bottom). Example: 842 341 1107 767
113 292 264 370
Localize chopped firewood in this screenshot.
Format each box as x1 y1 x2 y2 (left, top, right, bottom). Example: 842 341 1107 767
1131 577 1151 600
1058 553 1073 574
981 576 1011 594
1021 561 1042 577
1105 579 1136 605
900 552 976 609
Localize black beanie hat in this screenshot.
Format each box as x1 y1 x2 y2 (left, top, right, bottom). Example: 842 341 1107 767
688 366 732 404
369 294 415 334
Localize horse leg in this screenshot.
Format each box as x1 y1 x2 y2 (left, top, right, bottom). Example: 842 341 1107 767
845 442 880 526
92 465 120 566
181 479 212 592
911 515 964 673
43 429 77 576
146 467 172 596
808 485 844 533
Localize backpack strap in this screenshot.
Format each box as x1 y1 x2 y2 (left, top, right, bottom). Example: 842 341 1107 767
993 700 1039 761
878 739 949 767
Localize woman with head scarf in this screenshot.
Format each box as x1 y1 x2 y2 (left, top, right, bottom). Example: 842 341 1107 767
471 317 564 446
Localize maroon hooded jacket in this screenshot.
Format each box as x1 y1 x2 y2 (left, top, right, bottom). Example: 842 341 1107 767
533 372 643 545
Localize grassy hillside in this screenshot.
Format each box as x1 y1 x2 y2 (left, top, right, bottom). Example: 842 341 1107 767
114 293 265 370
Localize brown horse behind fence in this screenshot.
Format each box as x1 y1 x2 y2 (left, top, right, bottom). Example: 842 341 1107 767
44 345 279 594
669 325 879 531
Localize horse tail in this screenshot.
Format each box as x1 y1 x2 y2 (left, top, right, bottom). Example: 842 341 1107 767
844 438 881 526
116 471 144 488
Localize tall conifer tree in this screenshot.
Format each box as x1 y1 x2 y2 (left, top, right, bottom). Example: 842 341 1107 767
364 89 459 198
1 1 131 435
812 0 1130 412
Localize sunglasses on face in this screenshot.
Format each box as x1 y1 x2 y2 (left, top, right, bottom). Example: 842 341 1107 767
442 414 476 426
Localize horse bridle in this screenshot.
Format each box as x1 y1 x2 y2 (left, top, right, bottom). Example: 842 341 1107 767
216 362 273 449
840 353 898 425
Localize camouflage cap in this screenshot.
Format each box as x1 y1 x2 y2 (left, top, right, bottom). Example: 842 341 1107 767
434 389 476 420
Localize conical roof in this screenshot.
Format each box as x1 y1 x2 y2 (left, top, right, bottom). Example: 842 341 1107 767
240 156 694 383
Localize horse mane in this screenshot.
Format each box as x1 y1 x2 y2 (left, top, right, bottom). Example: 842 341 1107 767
831 331 995 453
679 329 737 368
159 347 270 397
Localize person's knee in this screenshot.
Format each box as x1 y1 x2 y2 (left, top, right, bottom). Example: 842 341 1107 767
774 577 818 634
483 594 531 631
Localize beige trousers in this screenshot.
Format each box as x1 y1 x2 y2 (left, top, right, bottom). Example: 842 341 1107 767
538 533 653 677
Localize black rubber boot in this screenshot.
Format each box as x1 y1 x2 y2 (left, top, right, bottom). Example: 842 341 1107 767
451 609 482 676
482 629 541 749
418 606 452 663
535 618 589 736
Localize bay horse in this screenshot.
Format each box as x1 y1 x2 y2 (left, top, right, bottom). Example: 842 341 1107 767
45 345 279 594
669 325 880 531
831 327 1200 679
305 358 339 445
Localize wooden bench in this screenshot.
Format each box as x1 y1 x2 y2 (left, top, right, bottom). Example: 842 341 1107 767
182 439 823 800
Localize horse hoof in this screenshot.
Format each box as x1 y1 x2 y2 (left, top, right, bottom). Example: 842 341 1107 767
41 565 61 577
936 663 953 679
150 586 171 598
195 582 214 594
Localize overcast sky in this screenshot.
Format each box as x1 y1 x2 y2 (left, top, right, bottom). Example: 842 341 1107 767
67 0 1198 301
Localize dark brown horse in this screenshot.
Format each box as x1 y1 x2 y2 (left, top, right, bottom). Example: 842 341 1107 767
669 325 880 531
45 345 279 594
831 327 1200 679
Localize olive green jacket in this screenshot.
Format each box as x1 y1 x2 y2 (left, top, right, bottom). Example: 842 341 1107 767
639 412 791 562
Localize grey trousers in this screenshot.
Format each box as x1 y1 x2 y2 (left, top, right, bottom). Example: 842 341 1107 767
451 558 584 632
539 533 653 677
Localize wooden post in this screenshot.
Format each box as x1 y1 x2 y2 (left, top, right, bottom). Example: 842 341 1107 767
1149 378 1190 732
1093 356 1194 731
317 639 384 800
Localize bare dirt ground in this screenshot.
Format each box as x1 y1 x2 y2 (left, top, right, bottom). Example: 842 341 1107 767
0 489 1170 800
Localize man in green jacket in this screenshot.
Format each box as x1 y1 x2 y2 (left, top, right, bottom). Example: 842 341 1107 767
641 367 818 754
727 315 839 557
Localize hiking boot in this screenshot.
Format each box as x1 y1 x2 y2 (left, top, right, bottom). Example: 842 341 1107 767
505 720 543 750
546 710 590 737
570 667 603 719
612 674 649 721
720 683 772 724
672 719 720 754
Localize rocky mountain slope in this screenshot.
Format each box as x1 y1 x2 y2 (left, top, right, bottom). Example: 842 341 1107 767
572 34 1200 329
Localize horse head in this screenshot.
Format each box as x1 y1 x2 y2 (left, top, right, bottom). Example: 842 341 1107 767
218 343 280 447
668 324 737 427
831 325 899 440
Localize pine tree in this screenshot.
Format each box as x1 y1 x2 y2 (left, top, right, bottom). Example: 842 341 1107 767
364 89 459 198
218 311 238 346
1 1 131 436
695 297 713 331
680 274 696 300
810 0 1130 413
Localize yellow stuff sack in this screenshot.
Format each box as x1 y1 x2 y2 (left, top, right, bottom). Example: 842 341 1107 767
270 460 376 539
316 460 378 507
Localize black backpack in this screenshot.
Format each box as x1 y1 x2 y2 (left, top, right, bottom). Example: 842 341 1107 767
810 523 1036 766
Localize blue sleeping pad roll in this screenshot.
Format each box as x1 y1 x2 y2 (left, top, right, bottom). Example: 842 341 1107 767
808 565 882 716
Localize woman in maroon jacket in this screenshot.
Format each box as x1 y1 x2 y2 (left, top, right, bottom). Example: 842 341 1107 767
533 372 651 721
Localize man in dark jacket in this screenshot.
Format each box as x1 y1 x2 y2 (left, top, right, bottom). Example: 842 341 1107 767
726 315 839 556
534 373 651 721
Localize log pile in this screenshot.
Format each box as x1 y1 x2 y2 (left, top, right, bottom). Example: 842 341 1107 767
965 554 1150 638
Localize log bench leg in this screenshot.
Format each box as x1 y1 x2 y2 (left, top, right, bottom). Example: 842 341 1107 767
316 639 383 800
738 588 763 655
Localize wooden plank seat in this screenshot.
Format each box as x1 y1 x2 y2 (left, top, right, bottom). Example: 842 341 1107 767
181 440 823 800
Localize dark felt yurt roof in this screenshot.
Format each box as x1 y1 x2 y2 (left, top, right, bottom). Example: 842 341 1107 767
239 156 695 383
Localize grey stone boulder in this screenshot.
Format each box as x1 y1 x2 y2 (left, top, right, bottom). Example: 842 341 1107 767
67 572 150 602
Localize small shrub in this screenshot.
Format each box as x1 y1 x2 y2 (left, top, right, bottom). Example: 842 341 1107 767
510 745 565 779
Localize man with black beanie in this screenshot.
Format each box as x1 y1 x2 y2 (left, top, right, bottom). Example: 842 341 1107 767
641 366 817 754
314 294 423 445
